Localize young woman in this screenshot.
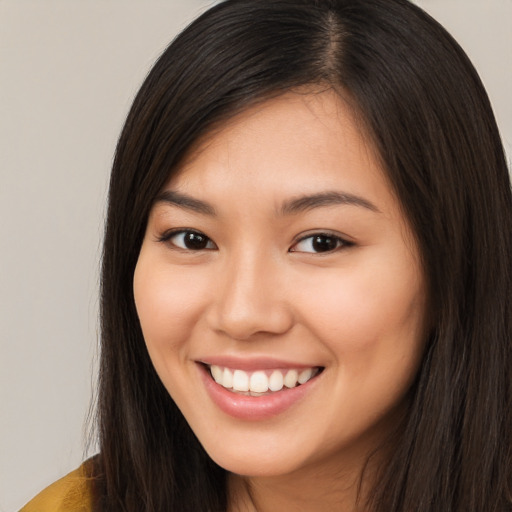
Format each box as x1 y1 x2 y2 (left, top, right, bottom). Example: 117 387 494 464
22 0 512 511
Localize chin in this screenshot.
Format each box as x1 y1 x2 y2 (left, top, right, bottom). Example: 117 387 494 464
209 450 302 478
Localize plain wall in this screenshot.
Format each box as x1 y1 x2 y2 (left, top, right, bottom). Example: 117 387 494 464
1 1 510 511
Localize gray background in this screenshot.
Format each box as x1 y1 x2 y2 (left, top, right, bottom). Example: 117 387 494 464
1 1 510 511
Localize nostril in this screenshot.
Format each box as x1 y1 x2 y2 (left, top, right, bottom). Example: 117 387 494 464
207 302 294 341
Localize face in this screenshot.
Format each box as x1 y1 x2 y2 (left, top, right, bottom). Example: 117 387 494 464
133 90 427 479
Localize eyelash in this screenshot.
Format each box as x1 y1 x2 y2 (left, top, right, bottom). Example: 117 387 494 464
157 229 353 254
290 232 353 254
157 229 217 251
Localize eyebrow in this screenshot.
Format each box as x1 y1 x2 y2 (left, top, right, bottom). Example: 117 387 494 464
154 189 380 217
279 191 380 216
154 190 216 216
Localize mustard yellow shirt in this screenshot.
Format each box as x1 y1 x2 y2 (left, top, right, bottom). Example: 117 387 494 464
20 464 92 512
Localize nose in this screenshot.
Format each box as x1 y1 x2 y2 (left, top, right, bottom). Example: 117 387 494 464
206 252 294 341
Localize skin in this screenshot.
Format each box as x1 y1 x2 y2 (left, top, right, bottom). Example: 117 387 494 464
133 89 428 511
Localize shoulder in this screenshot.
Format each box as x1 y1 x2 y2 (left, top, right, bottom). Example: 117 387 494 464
20 462 93 512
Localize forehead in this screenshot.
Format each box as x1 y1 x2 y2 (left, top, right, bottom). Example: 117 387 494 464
165 89 393 215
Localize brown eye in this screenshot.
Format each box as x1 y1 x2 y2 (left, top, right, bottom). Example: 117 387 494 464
166 230 216 250
311 235 339 252
291 233 348 253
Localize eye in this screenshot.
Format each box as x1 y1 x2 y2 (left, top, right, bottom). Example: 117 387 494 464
290 233 350 254
160 230 216 251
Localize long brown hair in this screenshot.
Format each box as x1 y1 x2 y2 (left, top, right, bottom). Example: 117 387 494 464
95 0 512 510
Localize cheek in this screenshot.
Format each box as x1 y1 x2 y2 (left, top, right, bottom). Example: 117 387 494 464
296 260 426 440
295 251 426 369
133 254 207 359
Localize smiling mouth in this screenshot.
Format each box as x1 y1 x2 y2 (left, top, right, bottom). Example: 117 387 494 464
206 364 323 396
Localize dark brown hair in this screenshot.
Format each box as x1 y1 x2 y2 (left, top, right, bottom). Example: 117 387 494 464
95 0 512 510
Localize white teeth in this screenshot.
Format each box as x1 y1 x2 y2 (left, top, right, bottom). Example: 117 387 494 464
249 371 268 393
284 369 299 388
222 367 233 388
232 369 249 392
209 364 319 394
298 368 313 384
268 370 284 392
211 365 223 384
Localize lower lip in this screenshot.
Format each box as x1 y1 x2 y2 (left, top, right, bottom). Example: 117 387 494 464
198 364 321 421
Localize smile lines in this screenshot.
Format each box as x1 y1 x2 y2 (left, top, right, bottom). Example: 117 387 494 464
208 365 321 395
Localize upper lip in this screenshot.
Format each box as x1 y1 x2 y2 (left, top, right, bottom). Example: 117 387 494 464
197 356 322 372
